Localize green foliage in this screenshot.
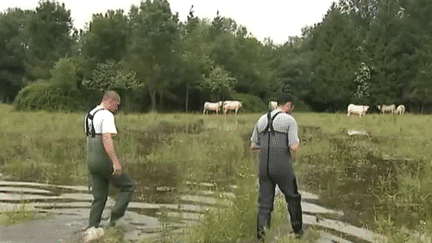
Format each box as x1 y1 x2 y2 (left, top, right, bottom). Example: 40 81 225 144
8 0 432 113
233 92 266 113
14 57 86 112
14 80 82 112
307 7 363 110
354 62 371 103
25 0 74 81
126 0 180 111
50 57 79 88
276 43 314 100
81 60 140 91
411 40 432 108
0 8 29 103
199 66 237 100
181 18 214 81
81 10 129 63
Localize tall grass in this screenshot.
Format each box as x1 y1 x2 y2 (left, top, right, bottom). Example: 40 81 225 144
2 104 432 242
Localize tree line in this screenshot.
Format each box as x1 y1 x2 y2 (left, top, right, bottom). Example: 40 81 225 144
1 0 431 113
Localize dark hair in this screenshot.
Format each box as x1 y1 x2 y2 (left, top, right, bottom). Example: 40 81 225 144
276 93 293 106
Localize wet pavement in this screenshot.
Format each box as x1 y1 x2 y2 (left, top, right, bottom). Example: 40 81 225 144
0 180 386 243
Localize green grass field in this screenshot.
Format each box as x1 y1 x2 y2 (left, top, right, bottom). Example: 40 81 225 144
1 103 431 242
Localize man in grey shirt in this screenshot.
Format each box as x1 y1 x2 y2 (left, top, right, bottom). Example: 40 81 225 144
250 93 303 240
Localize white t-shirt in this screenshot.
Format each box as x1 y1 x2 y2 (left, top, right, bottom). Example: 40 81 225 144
87 106 117 135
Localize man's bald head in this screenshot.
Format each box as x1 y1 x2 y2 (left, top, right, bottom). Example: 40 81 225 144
101 90 120 112
102 90 121 103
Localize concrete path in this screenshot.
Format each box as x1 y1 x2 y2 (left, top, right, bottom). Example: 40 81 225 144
0 180 385 243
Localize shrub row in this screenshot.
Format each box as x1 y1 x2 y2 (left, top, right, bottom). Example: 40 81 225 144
14 81 98 112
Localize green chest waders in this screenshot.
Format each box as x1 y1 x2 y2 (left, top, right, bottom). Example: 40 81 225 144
85 109 112 174
84 108 135 228
256 111 303 240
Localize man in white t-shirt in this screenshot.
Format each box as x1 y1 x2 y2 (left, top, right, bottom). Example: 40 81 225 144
84 90 134 229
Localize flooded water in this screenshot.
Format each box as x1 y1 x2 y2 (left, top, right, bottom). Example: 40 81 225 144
299 130 427 231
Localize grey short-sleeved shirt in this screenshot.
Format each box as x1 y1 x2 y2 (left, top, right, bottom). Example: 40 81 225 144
250 108 300 148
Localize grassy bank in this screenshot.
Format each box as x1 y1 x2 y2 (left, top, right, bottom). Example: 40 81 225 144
1 104 432 242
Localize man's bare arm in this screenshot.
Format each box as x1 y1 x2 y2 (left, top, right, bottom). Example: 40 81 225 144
102 133 122 175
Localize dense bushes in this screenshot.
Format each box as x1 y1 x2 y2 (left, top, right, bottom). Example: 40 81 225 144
13 57 102 112
14 81 83 112
233 92 266 113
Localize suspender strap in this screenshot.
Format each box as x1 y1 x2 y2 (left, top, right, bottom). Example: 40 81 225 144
85 108 105 137
264 111 282 135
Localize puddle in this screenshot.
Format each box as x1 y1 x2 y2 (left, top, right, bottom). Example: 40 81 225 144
301 134 427 230
127 162 179 204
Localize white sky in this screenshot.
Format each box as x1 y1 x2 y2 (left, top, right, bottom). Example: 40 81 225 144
0 0 336 45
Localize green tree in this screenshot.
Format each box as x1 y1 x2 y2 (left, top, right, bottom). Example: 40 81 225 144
0 8 29 103
400 0 432 112
338 0 379 36
180 11 214 111
25 0 74 81
81 60 139 91
79 9 129 78
209 17 274 99
274 37 314 106
364 0 409 105
199 66 237 101
307 5 363 111
126 0 180 112
14 58 83 112
50 57 79 89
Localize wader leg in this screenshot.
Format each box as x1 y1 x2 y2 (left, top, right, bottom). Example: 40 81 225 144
89 173 109 227
286 195 303 233
278 177 303 234
109 173 135 225
257 176 276 241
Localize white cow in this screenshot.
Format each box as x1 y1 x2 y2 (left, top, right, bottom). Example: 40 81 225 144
268 101 277 110
203 101 223 115
396 105 405 115
377 104 396 114
223 100 242 115
347 104 369 117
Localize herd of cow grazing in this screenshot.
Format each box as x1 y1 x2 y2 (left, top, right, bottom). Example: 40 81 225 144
347 103 406 117
202 100 278 115
203 100 243 115
202 100 406 116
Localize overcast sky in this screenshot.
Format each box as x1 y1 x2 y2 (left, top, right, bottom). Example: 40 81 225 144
0 0 336 45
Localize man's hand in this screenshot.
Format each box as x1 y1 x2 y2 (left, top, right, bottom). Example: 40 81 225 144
250 144 260 151
290 143 299 152
102 133 122 176
112 161 122 176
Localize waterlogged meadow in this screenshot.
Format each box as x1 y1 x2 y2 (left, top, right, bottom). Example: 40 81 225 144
294 112 432 242
1 103 432 242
